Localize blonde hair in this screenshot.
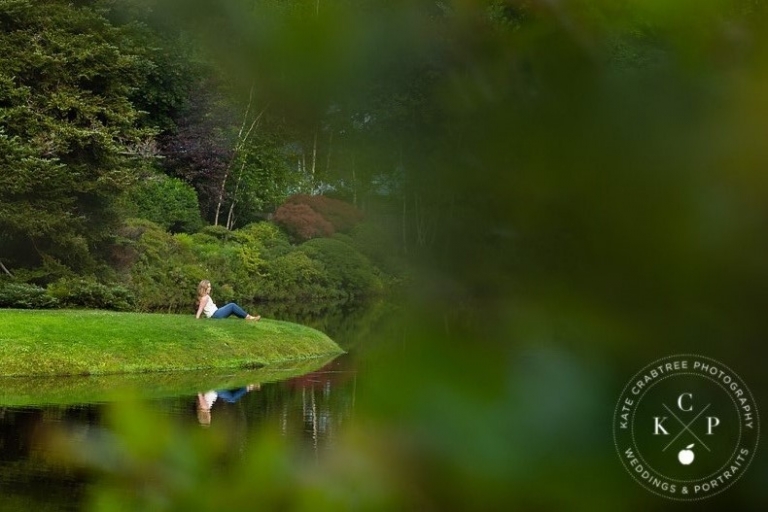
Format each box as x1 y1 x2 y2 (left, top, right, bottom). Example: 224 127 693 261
197 280 211 302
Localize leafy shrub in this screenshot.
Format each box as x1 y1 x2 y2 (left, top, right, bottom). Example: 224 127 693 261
272 195 364 242
0 282 58 309
285 194 364 232
273 203 334 241
256 251 333 301
127 222 203 312
185 230 266 302
119 218 390 312
111 218 166 272
199 224 233 241
239 222 292 258
240 221 287 243
331 233 354 246
118 218 164 241
298 238 382 299
47 278 135 311
121 175 203 233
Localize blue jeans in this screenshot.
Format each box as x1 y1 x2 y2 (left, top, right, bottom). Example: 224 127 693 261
211 303 248 319
216 387 250 403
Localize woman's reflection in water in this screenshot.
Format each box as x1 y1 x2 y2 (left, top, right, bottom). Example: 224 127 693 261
196 384 260 426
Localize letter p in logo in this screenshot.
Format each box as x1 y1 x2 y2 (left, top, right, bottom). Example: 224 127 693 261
707 416 720 435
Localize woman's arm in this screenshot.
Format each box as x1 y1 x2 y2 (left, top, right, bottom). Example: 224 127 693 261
195 295 209 319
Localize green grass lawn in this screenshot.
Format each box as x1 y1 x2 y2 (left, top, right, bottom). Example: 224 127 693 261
0 309 343 377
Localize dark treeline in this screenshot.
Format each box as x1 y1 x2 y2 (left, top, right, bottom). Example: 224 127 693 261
4 0 768 326
0 0 414 310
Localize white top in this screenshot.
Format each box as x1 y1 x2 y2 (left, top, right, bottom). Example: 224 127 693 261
202 295 218 318
202 391 218 409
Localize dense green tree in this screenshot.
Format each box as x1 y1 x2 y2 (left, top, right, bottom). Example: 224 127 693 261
0 0 158 279
100 0 203 134
119 173 203 233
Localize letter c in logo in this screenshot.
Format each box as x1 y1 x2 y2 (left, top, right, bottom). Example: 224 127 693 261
677 393 693 412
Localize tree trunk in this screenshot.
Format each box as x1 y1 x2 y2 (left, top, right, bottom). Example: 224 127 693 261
213 90 266 227
213 172 230 227
351 154 357 207
0 259 13 278
226 160 247 230
402 194 408 255
311 127 318 193
414 193 424 247
413 192 435 249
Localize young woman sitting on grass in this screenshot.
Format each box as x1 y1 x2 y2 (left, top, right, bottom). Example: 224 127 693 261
195 280 260 321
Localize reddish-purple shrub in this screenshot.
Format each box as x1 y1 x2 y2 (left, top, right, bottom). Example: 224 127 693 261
285 194 364 233
273 203 334 241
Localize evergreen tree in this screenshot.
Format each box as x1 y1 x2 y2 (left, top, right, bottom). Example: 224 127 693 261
0 0 164 278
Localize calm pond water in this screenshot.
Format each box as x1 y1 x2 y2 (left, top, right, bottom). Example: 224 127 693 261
0 300 383 511
2 297 766 511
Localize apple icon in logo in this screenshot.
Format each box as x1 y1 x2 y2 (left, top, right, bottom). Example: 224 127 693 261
678 444 695 465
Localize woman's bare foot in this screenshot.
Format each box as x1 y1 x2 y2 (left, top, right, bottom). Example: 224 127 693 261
246 315 261 321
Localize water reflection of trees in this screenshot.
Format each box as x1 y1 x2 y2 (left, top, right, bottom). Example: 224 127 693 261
224 355 357 457
0 357 359 509
0 406 94 511
285 356 356 456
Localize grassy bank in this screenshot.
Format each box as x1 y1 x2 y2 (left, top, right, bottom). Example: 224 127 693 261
0 309 343 377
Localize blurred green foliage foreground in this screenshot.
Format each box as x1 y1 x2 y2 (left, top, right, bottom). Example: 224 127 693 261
38 1 768 510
